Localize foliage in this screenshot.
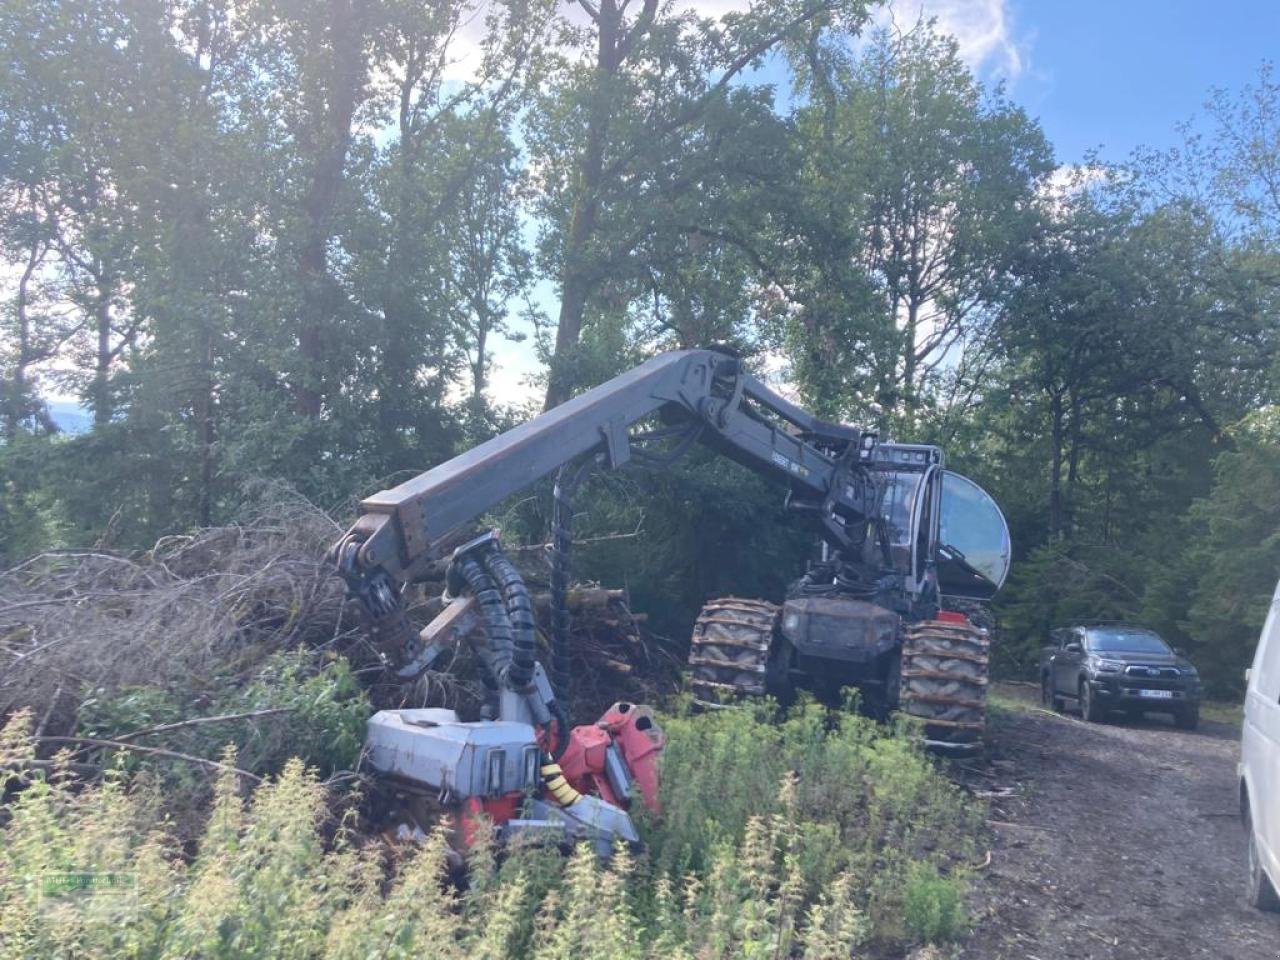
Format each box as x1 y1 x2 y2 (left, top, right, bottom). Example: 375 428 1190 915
652 699 979 942
774 24 1053 424
902 862 967 943
1181 413 1280 692
0 700 973 957
78 651 369 781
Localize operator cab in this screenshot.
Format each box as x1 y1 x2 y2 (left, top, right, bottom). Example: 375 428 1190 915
872 444 1010 603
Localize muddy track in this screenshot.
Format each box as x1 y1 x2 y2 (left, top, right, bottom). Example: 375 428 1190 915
959 683 1280 960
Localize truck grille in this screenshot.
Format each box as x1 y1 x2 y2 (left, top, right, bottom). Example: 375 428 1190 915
1123 664 1180 679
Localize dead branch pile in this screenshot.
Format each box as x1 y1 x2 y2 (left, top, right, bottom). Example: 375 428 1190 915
1 485 681 745
532 585 682 722
0 486 355 738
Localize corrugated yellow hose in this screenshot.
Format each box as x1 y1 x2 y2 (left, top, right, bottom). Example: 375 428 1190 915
540 755 581 807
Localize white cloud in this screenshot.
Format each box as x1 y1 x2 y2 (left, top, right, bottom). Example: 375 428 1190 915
872 0 1029 81
1041 162 1110 205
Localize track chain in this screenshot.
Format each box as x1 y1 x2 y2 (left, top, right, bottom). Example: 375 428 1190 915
687 597 779 703
900 618 990 753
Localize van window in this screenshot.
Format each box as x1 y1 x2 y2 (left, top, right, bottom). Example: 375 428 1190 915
1255 584 1280 699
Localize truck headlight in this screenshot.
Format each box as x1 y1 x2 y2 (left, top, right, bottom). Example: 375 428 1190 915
1093 658 1123 673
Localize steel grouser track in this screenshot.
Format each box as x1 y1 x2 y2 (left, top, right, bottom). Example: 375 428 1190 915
687 597 780 703
900 618 990 752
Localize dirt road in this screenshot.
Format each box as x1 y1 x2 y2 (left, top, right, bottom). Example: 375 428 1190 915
959 683 1280 960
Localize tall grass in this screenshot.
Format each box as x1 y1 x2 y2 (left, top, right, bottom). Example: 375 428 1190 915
0 699 975 958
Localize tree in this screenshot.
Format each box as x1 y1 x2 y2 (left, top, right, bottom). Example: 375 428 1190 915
776 24 1053 424
0 0 149 426
533 0 871 408
1183 410 1280 693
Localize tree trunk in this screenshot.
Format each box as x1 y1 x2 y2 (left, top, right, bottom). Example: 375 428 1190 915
294 0 366 418
6 243 41 437
92 275 114 426
473 309 489 402
543 0 621 411
901 297 920 422
1048 390 1064 539
195 326 215 527
1065 390 1083 535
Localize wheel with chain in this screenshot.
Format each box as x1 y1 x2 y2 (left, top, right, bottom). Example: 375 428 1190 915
687 598 780 704
900 617 990 753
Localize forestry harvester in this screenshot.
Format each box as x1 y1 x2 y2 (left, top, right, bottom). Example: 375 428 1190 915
331 348 1010 847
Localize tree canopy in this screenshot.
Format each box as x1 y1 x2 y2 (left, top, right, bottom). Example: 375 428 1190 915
1 2 1276 694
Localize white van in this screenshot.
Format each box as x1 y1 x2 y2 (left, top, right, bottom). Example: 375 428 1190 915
1241 578 1280 911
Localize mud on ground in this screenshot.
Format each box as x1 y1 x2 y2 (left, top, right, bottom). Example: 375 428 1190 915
955 682 1280 960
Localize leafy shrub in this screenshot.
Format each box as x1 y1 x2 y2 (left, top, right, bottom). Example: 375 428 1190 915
903 861 967 943
652 698 978 941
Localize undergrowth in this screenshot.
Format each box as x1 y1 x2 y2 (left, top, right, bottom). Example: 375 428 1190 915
0 700 974 957
78 650 369 781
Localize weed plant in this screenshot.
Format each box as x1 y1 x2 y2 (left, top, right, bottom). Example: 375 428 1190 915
0 698 974 957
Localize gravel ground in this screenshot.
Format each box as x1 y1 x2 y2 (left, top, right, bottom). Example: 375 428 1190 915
956 682 1280 960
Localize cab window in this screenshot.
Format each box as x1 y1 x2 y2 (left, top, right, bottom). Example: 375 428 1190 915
935 471 1011 599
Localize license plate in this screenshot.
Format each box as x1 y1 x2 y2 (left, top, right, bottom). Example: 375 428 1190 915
1139 689 1174 699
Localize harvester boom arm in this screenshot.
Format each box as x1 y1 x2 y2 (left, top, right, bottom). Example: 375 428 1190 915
335 349 879 588
328 348 900 680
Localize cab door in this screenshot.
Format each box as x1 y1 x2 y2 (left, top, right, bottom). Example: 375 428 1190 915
1054 628 1085 695
935 471 1012 601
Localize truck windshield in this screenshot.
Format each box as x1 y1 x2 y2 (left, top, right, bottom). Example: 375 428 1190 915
1085 628 1171 654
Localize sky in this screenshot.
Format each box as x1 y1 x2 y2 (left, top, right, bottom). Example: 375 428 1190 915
484 0 1279 405
997 0 1277 165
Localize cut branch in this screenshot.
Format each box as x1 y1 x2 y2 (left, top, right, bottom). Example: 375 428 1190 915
114 707 295 742
35 735 263 783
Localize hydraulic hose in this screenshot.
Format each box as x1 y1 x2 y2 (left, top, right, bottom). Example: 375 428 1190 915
483 548 537 691
540 753 582 808
455 554 515 705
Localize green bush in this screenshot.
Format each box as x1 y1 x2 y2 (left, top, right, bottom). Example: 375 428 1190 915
651 698 979 941
903 861 967 943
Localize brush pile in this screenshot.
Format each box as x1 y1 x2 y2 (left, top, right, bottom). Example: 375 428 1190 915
0 488 674 750
532 584 679 721
0 487 355 741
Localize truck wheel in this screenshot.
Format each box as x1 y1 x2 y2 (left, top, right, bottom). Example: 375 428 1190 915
687 597 780 704
1246 803 1280 911
1175 706 1200 731
1079 681 1105 722
1041 673 1065 712
900 619 989 753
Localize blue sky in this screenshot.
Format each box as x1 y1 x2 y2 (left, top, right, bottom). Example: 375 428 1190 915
1006 0 1278 165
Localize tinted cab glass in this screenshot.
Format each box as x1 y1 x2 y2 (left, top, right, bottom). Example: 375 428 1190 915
936 471 1011 600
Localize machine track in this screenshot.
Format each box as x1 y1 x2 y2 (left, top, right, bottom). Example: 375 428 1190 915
687 597 780 702
899 618 990 752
